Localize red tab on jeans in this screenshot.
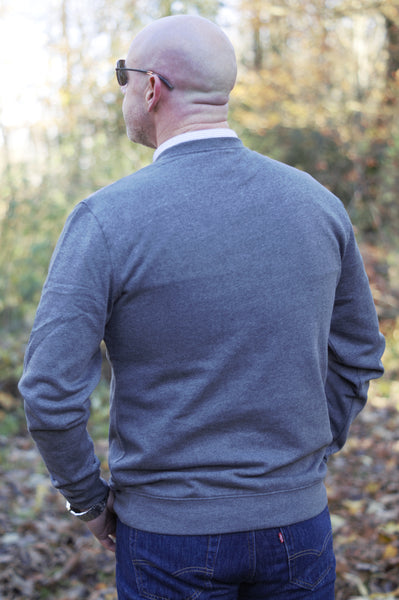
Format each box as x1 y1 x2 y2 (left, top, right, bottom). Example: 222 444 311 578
279 532 284 544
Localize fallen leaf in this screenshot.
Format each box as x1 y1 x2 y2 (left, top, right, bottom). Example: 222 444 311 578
383 543 398 560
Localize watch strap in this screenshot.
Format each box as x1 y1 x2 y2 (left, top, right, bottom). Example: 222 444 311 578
66 488 110 522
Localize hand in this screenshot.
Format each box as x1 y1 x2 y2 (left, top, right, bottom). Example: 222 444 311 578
86 489 117 552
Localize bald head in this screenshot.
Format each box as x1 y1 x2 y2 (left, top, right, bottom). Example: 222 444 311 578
127 15 237 104
122 16 237 147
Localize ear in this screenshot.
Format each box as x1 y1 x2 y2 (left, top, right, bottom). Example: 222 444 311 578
145 75 162 112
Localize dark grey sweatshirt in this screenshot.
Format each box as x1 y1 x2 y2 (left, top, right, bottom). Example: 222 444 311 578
19 137 384 534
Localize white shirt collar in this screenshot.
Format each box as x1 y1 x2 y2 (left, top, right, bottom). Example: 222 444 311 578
153 128 238 162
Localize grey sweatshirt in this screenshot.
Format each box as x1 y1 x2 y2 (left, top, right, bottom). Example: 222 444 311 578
19 137 384 534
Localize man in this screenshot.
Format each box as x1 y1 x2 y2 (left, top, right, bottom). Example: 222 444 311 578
19 14 384 599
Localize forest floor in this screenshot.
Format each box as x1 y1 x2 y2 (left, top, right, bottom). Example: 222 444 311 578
1 377 398 600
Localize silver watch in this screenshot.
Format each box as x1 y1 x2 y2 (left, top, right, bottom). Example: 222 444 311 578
66 488 110 521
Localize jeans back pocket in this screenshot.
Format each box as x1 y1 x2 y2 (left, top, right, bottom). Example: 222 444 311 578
280 506 336 591
132 529 220 600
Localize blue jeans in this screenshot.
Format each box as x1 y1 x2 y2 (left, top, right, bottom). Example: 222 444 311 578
115 506 336 599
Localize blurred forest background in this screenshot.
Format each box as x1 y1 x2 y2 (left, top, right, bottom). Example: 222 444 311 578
1 0 399 599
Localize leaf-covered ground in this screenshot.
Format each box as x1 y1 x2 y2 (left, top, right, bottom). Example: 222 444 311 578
1 382 398 600
326 388 399 599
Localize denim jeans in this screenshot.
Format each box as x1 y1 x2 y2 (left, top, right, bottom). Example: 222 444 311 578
115 505 336 599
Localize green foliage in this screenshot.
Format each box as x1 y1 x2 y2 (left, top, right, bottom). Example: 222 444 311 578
0 168 67 325
89 379 112 441
376 123 399 240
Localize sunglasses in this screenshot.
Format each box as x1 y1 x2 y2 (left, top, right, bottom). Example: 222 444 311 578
115 59 174 90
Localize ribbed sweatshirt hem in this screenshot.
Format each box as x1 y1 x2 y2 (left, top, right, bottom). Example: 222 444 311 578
113 480 328 535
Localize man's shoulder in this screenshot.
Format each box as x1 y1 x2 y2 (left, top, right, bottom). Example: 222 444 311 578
90 164 154 200
81 163 158 215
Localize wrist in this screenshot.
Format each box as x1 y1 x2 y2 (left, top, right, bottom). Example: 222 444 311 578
66 487 110 522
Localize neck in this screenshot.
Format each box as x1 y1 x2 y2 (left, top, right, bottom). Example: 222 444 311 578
152 127 237 162
157 121 230 147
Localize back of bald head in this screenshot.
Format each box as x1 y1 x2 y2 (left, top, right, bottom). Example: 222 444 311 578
128 15 237 105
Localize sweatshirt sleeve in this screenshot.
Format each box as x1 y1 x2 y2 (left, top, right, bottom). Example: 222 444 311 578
18 202 116 509
325 224 385 458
